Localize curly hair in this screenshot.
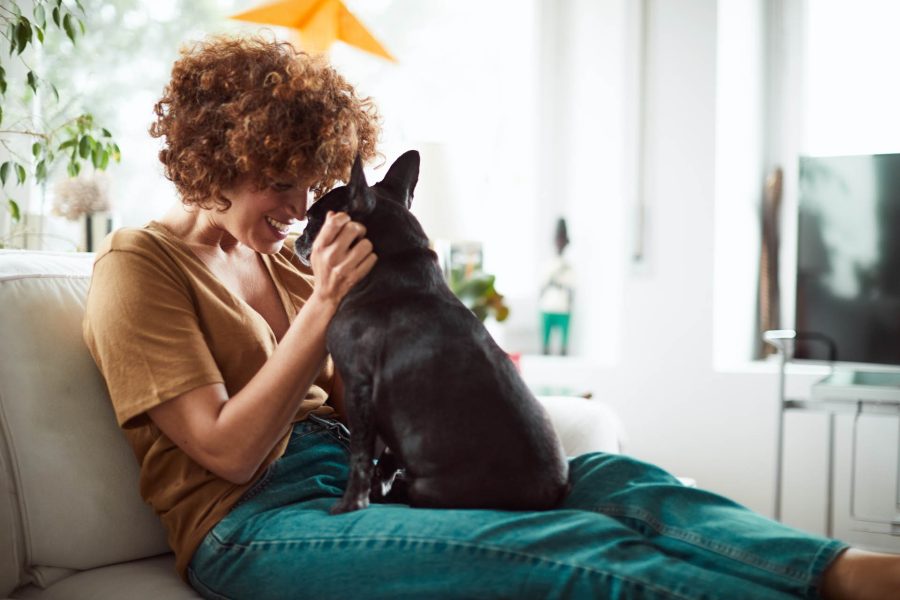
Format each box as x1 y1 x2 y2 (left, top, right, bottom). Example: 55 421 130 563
150 35 381 209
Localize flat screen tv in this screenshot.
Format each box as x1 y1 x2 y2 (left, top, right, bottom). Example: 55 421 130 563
794 153 900 367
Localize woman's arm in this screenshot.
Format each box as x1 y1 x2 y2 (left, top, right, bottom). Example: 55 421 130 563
147 212 374 484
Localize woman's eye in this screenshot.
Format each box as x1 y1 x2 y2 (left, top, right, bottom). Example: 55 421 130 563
271 182 293 192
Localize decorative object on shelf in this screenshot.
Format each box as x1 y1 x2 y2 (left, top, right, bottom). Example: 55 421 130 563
757 167 783 358
230 0 395 61
52 171 112 252
445 240 509 323
539 217 574 355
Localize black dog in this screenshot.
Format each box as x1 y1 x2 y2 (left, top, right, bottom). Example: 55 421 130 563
295 150 570 514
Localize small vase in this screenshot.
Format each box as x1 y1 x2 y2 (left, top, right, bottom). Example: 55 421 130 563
83 212 113 252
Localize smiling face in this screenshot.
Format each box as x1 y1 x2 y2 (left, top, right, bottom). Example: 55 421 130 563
216 177 313 254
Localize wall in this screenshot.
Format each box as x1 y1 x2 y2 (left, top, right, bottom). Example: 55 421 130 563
595 0 776 510
542 0 828 519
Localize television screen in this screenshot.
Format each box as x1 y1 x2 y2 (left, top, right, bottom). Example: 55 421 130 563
795 153 900 366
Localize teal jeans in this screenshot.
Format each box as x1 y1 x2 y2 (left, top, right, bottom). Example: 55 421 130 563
188 418 846 599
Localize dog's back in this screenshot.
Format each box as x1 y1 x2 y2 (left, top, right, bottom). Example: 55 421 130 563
297 150 570 512
332 253 569 509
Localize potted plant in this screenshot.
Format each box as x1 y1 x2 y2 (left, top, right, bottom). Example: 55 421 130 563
449 266 510 323
0 0 119 248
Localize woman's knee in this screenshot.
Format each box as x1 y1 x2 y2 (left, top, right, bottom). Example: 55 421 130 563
563 452 683 509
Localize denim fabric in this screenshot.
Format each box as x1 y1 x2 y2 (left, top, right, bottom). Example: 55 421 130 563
188 419 847 600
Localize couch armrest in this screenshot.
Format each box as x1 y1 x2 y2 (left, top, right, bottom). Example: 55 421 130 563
536 396 627 456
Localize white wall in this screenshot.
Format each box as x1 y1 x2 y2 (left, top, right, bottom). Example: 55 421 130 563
551 0 827 518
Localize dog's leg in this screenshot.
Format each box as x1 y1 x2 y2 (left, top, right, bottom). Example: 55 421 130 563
330 384 377 515
369 445 410 504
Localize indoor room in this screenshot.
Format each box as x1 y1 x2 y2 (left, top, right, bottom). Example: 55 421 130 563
1 0 898 598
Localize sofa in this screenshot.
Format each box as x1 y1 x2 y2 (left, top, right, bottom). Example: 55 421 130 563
0 249 627 599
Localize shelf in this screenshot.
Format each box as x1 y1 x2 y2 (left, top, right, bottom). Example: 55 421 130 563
518 354 600 398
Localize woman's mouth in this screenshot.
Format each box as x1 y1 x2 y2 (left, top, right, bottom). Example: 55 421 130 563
265 215 293 237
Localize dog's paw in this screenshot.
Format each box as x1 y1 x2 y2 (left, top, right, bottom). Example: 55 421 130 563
330 497 369 515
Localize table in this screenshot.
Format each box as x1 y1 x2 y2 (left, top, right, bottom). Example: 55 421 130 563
765 330 900 541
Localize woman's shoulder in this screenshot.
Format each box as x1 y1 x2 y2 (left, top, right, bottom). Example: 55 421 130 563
95 222 171 257
92 222 192 284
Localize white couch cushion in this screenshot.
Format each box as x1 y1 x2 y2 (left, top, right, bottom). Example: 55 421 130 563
0 251 168 587
10 555 198 599
537 395 627 456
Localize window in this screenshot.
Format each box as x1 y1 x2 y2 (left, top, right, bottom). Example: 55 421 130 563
802 0 900 156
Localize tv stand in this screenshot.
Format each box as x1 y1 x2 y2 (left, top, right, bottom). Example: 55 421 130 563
764 330 900 553
811 371 900 404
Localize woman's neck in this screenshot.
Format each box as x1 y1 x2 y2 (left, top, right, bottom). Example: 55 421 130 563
160 203 243 255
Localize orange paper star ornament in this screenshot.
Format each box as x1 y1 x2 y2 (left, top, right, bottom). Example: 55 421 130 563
231 0 396 62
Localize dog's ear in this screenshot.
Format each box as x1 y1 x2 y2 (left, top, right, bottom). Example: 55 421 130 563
347 154 375 216
379 150 420 209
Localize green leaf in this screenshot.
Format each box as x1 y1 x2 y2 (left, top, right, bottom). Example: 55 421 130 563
99 150 110 170
67 160 77 178
6 22 16 56
0 65 6 95
0 161 9 186
32 142 41 158
15 163 26 185
8 199 21 223
91 144 101 168
34 24 44 44
15 18 32 55
26 70 37 94
50 82 58 102
58 139 76 151
34 4 46 29
35 159 47 182
78 19 85 35
0 104 3 126
101 128 112 138
63 13 76 44
52 6 60 28
78 135 91 159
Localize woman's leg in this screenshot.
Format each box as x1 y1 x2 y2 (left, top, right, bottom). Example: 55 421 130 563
561 452 848 599
189 420 802 600
820 548 900 599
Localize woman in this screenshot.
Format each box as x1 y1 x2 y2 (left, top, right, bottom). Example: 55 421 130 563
83 35 899 599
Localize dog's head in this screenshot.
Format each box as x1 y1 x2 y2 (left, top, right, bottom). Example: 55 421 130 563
295 150 426 266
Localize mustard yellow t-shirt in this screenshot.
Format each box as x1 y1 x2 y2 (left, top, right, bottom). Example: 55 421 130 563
82 221 335 581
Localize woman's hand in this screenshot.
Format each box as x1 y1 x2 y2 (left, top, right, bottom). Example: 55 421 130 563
309 211 377 307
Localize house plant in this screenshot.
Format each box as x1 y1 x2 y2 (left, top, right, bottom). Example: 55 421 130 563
0 0 119 247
